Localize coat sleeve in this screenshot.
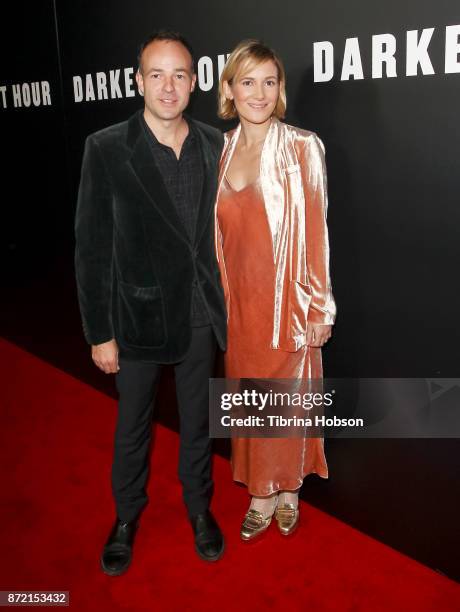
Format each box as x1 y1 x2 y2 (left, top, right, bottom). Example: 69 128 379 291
74 135 115 345
300 133 336 325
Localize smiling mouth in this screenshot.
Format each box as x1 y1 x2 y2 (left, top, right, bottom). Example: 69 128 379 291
159 99 178 104
248 103 268 109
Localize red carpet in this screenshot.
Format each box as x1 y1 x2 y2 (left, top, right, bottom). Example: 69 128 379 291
0 337 459 611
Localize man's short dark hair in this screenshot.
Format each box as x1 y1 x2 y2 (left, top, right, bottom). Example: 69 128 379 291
137 30 195 73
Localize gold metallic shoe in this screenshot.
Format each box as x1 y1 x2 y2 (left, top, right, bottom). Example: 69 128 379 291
240 509 273 541
275 503 299 536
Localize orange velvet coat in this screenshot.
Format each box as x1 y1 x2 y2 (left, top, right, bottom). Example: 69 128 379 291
215 118 336 352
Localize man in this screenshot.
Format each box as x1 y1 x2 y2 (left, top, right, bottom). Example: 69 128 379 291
75 31 227 574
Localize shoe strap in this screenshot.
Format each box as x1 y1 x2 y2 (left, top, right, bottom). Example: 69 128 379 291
245 509 270 525
276 503 298 516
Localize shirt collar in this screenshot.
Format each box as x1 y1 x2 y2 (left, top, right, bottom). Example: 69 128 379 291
141 112 196 148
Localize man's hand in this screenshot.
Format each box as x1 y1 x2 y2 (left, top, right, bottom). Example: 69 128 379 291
306 323 332 348
91 339 119 374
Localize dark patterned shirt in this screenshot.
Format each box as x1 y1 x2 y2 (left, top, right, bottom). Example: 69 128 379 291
141 115 209 326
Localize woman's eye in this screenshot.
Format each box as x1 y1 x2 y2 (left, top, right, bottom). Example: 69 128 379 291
266 80 276 86
242 80 252 86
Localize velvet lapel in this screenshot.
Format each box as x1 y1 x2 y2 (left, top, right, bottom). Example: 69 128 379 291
127 111 189 245
217 124 241 195
193 119 219 247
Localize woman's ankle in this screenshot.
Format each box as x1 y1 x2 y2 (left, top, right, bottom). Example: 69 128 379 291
278 491 299 508
249 493 279 518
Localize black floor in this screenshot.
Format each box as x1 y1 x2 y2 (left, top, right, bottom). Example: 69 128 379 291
1 250 459 583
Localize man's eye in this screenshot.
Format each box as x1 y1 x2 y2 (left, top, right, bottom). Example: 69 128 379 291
176 74 184 79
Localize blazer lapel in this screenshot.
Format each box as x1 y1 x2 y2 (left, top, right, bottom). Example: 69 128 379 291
193 121 221 247
127 112 189 244
260 117 285 260
217 119 284 262
217 124 241 194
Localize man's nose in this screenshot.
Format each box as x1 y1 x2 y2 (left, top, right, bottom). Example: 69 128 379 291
163 76 175 92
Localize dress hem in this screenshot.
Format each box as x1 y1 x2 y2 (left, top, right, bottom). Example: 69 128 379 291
234 468 329 497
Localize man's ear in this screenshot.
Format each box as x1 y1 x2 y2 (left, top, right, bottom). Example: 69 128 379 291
190 72 197 93
135 70 144 96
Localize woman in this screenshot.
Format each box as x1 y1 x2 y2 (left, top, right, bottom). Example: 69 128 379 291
215 40 336 540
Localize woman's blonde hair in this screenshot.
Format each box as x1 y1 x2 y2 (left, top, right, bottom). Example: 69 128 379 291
218 39 286 120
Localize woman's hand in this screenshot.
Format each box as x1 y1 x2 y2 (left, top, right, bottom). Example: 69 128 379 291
306 323 332 348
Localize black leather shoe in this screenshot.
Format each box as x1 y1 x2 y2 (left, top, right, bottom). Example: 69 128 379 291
100 518 138 576
190 510 225 562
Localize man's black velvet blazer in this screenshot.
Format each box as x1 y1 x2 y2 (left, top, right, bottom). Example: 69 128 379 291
75 110 227 363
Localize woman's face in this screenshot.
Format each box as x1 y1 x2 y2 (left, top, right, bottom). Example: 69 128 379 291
224 59 280 125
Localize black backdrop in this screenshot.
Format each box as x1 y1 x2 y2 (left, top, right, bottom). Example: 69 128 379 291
1 0 460 581
3 0 460 376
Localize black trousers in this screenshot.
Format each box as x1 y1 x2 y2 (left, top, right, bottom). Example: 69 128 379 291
112 325 216 522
